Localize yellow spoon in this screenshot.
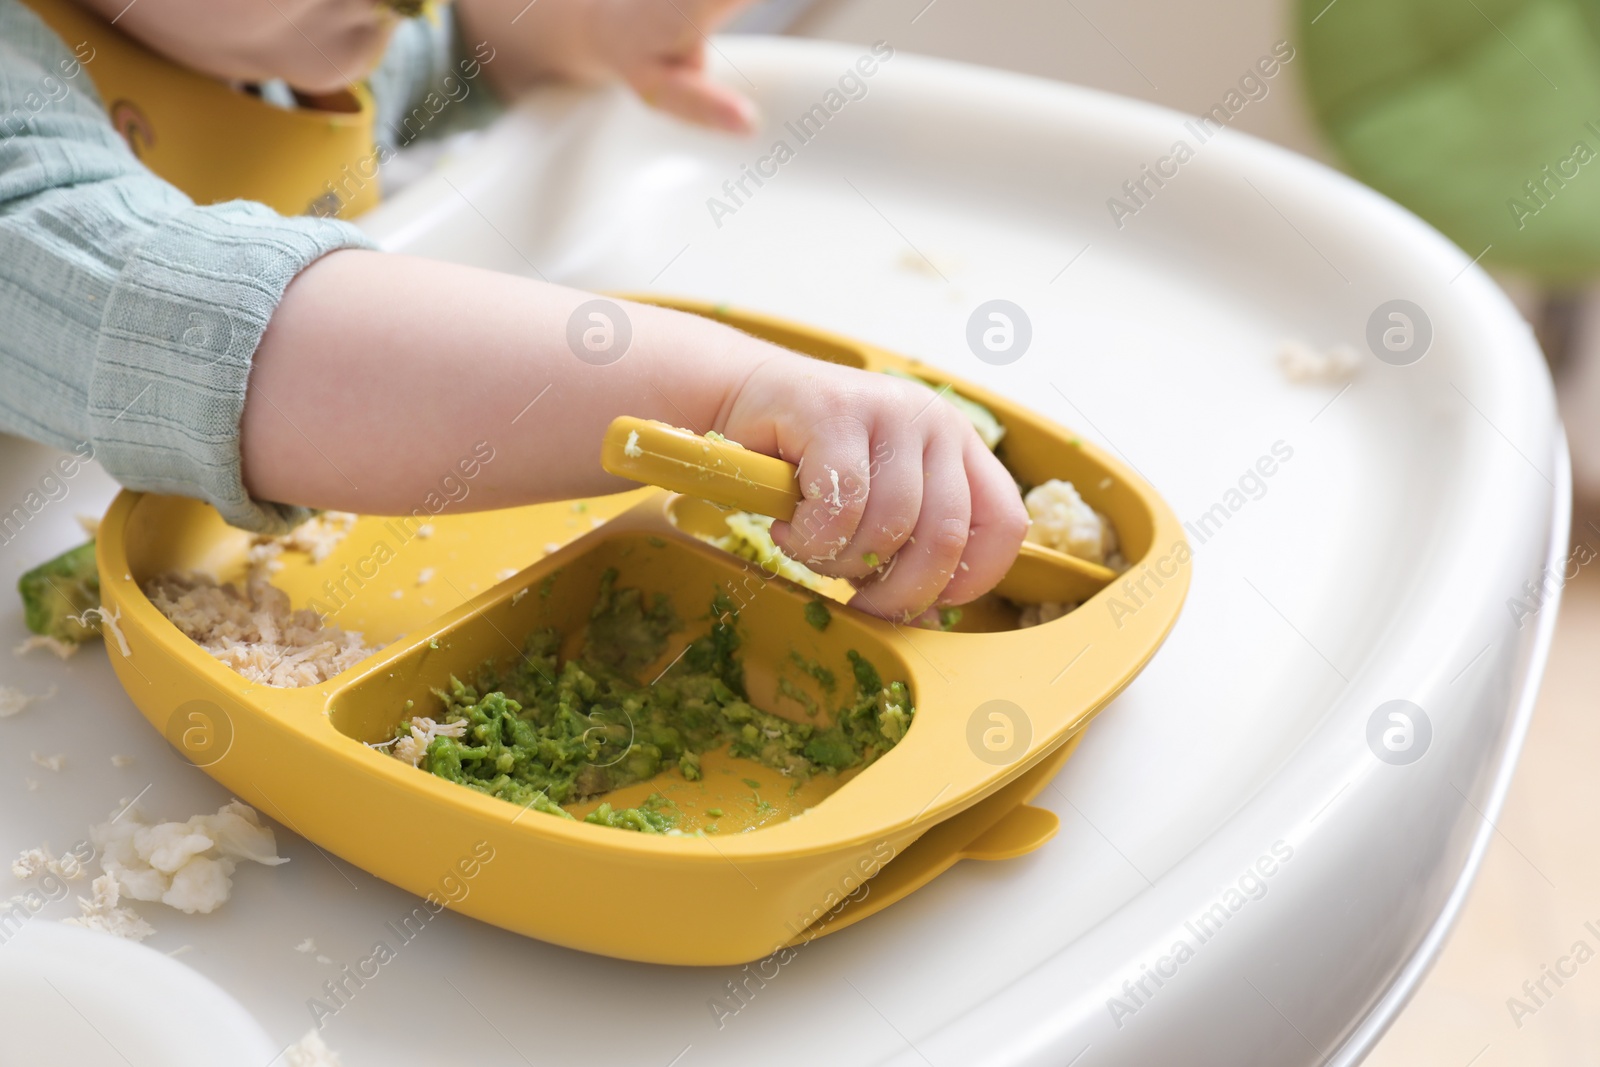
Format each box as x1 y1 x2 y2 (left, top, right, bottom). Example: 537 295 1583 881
600 416 1117 606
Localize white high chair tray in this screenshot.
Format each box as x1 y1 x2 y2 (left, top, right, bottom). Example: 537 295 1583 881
0 37 1563 1067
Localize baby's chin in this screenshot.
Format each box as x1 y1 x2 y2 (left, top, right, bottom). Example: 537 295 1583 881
75 0 398 95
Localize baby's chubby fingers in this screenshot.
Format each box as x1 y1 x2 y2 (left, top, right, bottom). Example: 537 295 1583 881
926 434 1029 607
774 425 924 581
848 427 972 621
767 416 884 571
718 352 1025 621
632 64 757 134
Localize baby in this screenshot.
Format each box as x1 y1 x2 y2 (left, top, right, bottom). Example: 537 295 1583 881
0 0 1026 623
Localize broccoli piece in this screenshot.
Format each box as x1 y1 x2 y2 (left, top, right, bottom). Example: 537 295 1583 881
803 733 859 771
803 600 832 632
18 540 101 645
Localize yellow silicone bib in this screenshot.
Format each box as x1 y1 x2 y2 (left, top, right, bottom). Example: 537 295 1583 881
21 0 381 217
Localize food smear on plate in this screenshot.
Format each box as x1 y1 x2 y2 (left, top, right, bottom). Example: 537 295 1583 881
378 569 914 835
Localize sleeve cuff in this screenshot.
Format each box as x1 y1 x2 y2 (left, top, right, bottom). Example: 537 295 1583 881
86 200 375 535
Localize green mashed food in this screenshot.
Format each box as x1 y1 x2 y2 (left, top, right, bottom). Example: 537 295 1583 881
709 512 834 594
386 570 913 835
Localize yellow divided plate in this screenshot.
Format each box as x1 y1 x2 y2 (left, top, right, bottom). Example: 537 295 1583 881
94 298 1190 965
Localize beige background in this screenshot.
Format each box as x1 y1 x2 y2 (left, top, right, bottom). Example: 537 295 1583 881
787 1 1599 1062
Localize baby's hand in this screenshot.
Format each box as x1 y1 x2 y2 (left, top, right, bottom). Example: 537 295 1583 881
582 0 757 132
478 0 758 133
720 357 1029 623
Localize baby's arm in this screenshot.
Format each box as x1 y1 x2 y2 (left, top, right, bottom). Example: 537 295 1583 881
245 250 1027 620
0 3 375 536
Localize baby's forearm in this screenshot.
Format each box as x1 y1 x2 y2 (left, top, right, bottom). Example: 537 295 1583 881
240 249 772 514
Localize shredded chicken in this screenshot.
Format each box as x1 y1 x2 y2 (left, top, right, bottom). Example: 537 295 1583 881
379 716 469 767
145 565 379 688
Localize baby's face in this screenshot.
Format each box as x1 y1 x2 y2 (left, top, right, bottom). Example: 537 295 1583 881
77 0 400 95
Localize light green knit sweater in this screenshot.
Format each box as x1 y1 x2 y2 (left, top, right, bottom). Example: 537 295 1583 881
0 0 496 533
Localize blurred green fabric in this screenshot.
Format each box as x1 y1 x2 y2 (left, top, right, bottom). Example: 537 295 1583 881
1299 0 1600 282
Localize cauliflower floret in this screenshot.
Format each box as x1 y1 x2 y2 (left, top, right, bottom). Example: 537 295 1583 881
161 855 236 915
198 802 290 866
90 816 142 871
1022 479 1119 565
111 865 170 903
85 800 287 918
136 823 215 874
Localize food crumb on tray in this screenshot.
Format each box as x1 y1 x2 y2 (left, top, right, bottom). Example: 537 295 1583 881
12 635 79 660
1277 339 1359 385
283 1029 344 1067
29 752 64 772
12 845 86 881
62 873 156 942
0 683 55 718
249 511 358 567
